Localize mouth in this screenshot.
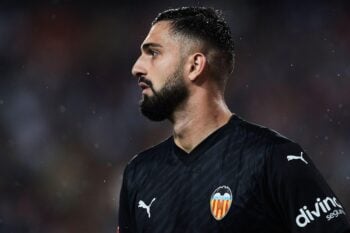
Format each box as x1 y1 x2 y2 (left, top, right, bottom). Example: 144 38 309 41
138 77 152 93
138 82 149 90
138 83 151 95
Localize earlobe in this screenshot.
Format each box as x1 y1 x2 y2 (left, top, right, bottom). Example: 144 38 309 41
188 53 206 81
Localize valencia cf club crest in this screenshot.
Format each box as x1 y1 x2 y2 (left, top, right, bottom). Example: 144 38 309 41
210 185 233 220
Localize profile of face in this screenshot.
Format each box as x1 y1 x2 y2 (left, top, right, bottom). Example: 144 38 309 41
131 21 189 121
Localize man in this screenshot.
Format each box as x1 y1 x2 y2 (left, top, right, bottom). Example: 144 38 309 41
118 6 350 233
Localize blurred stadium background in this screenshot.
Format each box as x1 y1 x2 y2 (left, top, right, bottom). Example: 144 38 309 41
0 0 349 232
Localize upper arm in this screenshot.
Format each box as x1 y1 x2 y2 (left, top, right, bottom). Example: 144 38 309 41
264 142 350 233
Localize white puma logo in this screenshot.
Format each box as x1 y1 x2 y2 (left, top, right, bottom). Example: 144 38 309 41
138 198 156 218
287 152 308 164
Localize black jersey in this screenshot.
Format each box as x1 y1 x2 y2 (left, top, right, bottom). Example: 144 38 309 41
118 115 350 233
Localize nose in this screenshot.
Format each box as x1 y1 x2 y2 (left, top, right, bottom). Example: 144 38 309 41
131 55 147 78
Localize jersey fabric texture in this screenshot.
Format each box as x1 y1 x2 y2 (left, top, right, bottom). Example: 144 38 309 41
118 115 350 233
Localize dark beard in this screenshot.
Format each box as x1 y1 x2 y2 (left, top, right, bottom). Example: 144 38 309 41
139 69 188 121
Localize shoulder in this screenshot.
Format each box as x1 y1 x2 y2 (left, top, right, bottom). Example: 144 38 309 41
227 116 309 180
123 137 172 177
231 115 296 154
130 136 172 163
232 117 322 190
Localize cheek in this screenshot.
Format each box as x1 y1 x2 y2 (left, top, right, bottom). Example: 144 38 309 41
151 62 173 89
149 52 182 90
151 77 167 93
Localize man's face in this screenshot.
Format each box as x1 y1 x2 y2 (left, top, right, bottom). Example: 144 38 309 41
131 21 189 121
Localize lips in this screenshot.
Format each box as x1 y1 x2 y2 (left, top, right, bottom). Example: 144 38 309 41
138 76 153 95
138 82 149 90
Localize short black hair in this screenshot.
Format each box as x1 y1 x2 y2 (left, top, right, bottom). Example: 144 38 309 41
152 6 235 90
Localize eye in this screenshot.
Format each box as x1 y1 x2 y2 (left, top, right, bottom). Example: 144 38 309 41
147 49 159 57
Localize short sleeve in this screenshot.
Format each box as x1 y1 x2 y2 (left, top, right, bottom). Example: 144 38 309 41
264 142 350 233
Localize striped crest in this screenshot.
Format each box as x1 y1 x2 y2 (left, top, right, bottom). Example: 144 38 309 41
210 185 232 220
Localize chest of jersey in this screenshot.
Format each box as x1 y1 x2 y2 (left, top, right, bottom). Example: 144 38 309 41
131 145 276 233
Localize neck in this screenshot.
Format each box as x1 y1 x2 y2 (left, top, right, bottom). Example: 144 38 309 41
171 92 232 153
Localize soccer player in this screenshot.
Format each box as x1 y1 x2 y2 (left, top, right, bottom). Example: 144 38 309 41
118 6 350 233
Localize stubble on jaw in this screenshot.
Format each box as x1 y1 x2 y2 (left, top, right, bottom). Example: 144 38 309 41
139 64 189 122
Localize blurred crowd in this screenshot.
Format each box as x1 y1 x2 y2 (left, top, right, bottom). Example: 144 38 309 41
0 1 349 232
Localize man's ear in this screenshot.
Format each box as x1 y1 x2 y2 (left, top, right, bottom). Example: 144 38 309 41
186 53 206 81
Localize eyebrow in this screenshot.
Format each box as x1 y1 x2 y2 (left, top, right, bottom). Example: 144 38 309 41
141 42 163 51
